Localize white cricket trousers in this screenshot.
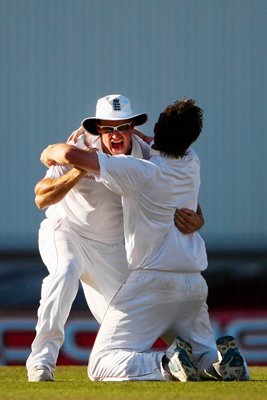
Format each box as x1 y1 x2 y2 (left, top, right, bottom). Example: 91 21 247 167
26 219 128 371
88 269 218 381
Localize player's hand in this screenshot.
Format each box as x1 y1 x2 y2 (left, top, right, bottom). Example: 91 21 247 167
40 144 69 167
67 127 91 147
40 144 57 167
174 208 204 234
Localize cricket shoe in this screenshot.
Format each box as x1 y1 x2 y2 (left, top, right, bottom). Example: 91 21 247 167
28 365 54 382
164 336 199 382
215 336 246 381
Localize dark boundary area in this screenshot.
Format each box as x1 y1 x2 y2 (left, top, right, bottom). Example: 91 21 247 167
0 250 267 312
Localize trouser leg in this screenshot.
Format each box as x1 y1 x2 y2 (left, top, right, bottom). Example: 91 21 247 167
88 271 210 381
80 240 129 324
26 228 84 371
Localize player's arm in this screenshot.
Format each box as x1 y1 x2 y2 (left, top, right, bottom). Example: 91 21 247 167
35 167 87 209
174 204 204 234
40 143 100 173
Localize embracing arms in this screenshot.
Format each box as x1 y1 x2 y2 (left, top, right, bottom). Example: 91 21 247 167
174 204 204 234
35 167 87 209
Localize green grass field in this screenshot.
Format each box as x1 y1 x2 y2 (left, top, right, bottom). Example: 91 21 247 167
0 366 266 400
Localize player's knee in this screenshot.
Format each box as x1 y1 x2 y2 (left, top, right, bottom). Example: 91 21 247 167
87 350 110 381
88 354 101 381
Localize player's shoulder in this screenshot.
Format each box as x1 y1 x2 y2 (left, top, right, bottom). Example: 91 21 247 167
186 147 199 161
87 135 102 150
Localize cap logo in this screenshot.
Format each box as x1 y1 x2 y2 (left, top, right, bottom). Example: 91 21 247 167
113 98 121 111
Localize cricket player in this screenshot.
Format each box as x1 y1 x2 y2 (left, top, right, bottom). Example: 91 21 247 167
27 95 203 382
40 98 250 382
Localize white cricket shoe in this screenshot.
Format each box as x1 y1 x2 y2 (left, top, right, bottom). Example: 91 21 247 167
164 336 199 382
28 365 54 382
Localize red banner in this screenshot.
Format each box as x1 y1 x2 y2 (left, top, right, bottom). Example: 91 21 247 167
1 310 267 366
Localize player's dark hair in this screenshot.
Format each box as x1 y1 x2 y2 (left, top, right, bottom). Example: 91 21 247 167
153 98 203 158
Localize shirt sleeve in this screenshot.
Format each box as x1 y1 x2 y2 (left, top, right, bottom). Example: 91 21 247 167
45 165 70 179
96 152 156 196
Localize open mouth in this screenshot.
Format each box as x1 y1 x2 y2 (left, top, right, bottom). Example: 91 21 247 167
111 141 124 150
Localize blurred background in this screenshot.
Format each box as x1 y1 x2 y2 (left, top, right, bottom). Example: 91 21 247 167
0 0 266 366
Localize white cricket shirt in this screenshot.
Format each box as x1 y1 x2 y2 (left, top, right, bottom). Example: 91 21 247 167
43 135 148 244
97 147 208 272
